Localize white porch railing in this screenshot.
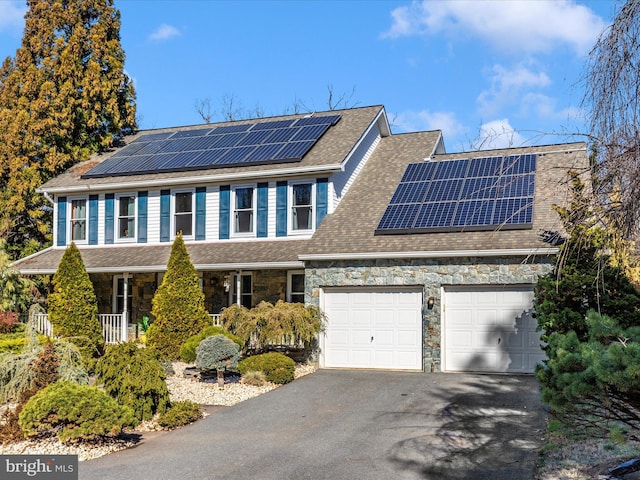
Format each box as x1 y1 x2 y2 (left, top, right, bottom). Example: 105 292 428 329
30 312 127 345
210 313 221 326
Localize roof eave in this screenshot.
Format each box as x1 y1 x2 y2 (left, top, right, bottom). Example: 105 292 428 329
299 248 559 261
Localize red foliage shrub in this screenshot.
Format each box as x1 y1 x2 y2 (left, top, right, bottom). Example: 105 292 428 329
0 311 18 334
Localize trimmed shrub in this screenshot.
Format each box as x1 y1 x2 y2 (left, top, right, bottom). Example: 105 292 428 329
95 342 170 424
195 335 240 387
48 243 104 366
19 381 135 442
180 326 243 363
238 352 295 384
0 311 19 334
157 401 202 429
148 234 209 359
0 337 26 354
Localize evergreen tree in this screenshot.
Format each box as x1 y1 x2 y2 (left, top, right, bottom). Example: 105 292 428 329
148 234 209 359
0 239 34 312
48 242 104 365
0 0 136 258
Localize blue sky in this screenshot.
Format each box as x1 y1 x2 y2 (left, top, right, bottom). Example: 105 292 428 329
0 0 617 153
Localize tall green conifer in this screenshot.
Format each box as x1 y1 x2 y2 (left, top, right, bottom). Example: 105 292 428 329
148 234 209 359
0 0 136 258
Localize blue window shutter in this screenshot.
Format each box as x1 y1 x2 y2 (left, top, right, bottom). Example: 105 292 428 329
104 194 114 244
276 181 288 237
138 191 148 243
57 197 67 246
257 182 268 238
160 190 170 242
219 186 230 240
88 195 98 245
195 187 206 240
316 178 328 228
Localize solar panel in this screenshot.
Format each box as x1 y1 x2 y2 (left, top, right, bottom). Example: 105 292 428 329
375 154 536 234
82 114 342 178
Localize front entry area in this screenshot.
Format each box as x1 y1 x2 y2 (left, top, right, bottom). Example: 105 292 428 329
321 287 423 371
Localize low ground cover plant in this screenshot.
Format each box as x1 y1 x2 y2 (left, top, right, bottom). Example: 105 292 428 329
238 352 295 384
18 381 135 442
157 401 202 429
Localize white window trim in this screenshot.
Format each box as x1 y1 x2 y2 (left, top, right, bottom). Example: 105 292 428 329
288 181 316 236
115 193 137 243
68 196 89 245
231 184 257 238
287 270 305 303
171 188 195 240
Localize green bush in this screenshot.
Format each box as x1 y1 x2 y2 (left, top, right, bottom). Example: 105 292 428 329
238 352 295 384
220 300 324 352
157 401 202 429
147 234 209 359
95 342 170 424
19 381 135 442
180 326 243 363
48 243 105 365
0 337 26 354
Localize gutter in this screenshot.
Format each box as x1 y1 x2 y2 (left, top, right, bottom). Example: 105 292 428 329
37 164 345 195
299 248 559 261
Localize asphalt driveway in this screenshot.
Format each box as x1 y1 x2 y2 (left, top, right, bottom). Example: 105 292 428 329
79 370 545 480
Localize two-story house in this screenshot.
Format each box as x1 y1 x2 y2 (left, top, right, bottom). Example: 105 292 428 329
14 104 587 374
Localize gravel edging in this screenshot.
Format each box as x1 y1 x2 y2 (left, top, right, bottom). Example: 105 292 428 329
0 362 317 460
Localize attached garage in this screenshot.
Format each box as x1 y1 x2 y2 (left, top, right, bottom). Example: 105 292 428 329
321 287 423 371
443 285 545 373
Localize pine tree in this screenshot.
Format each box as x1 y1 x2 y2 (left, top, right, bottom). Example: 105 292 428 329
0 0 136 258
148 234 209 359
48 242 104 365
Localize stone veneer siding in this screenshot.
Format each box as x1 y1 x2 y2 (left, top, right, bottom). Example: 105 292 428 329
304 256 554 372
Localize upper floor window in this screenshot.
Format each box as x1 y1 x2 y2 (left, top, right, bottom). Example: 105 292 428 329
117 194 136 241
174 191 193 237
233 186 255 236
70 198 87 242
290 182 315 233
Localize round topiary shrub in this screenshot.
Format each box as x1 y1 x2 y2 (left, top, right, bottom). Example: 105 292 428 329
95 342 170 424
18 381 135 442
180 326 243 363
238 352 295 384
157 401 202 429
196 335 240 387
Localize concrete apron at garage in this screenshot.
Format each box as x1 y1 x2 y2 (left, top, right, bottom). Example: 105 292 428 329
80 370 545 480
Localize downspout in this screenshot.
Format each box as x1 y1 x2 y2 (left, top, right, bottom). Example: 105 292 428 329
122 275 129 342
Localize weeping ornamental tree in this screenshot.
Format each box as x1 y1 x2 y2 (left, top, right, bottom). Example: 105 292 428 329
48 242 104 365
0 0 137 258
147 234 209 359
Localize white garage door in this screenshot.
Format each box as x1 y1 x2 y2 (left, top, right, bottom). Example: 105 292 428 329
322 288 423 371
444 285 545 373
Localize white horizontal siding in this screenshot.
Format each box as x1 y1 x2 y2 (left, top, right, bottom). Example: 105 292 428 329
147 190 161 243
206 185 220 240
98 194 105 245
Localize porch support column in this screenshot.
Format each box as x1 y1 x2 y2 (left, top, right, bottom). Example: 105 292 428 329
121 275 129 342
236 270 242 306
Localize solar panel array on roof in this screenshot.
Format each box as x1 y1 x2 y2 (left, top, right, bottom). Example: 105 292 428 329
82 114 341 178
375 154 536 234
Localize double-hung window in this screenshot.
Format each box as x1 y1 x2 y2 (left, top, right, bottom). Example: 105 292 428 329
288 271 305 303
174 191 194 237
117 194 136 241
69 198 87 242
290 182 314 233
233 186 255 236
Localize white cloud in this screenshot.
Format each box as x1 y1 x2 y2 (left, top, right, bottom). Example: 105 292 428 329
393 109 466 140
383 0 606 56
477 63 552 117
473 119 528 149
149 24 181 42
0 1 26 32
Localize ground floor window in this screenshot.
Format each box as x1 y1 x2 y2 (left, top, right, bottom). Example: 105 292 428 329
288 271 305 303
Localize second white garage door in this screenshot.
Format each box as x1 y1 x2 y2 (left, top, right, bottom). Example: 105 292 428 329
322 288 423 371
443 285 545 373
